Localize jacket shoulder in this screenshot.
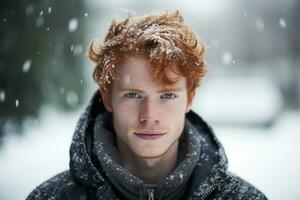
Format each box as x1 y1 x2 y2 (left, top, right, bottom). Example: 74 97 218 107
218 172 268 200
26 170 86 200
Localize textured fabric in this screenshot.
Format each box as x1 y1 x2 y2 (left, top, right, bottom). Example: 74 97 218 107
26 91 268 200
92 112 201 200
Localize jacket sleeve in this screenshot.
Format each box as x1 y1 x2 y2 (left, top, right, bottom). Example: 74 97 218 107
220 172 268 200
26 170 87 200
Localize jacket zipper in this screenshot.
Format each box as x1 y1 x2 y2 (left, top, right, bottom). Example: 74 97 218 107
198 174 228 200
148 189 154 200
199 185 216 200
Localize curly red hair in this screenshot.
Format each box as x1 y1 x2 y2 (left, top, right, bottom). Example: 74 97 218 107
88 10 207 104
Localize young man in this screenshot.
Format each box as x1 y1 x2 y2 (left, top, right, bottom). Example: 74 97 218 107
27 11 267 200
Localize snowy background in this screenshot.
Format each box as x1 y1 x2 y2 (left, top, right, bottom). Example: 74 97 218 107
1 0 300 199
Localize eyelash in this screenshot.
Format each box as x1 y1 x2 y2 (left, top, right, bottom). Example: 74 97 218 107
125 93 177 99
125 93 141 99
161 93 177 99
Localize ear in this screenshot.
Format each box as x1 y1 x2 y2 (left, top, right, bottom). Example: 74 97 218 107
99 89 113 112
185 90 196 113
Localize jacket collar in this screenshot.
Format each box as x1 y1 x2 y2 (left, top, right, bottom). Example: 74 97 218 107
92 112 201 200
69 90 228 197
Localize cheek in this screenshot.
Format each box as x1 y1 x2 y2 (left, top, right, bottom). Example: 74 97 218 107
112 101 139 129
162 100 187 126
158 104 186 132
113 101 139 118
161 99 187 114
113 111 132 138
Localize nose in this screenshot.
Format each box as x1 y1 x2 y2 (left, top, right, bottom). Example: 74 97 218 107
138 98 160 124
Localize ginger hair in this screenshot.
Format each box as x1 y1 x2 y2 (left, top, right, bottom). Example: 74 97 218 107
88 10 207 104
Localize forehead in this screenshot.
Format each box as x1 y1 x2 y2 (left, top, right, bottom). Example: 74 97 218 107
114 56 186 89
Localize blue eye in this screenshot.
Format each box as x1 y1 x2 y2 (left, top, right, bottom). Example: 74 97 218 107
161 93 177 99
125 93 141 98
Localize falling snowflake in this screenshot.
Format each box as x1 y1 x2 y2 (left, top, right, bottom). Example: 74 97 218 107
221 51 233 66
22 59 32 73
279 18 287 28
66 91 79 107
36 16 44 27
255 18 264 31
15 99 19 107
243 11 247 19
0 90 5 102
73 44 83 56
68 18 78 32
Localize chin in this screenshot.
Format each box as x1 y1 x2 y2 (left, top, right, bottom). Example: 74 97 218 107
134 147 167 158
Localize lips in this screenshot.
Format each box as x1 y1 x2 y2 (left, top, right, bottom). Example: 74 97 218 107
134 131 166 140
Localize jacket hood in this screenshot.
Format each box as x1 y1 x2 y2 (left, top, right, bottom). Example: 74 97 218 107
69 91 229 198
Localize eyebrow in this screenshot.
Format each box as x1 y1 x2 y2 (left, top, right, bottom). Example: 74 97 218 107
119 86 184 93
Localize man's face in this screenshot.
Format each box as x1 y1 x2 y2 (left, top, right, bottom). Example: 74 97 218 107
100 56 194 158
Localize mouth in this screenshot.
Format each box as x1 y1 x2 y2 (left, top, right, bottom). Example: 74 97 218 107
134 131 166 140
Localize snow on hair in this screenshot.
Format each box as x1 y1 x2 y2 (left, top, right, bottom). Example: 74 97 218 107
88 10 207 103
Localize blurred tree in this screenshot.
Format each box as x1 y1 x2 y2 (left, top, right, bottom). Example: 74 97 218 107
0 0 87 139
288 0 300 109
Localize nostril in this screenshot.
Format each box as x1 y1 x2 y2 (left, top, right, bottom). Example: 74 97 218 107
139 118 159 124
139 118 147 123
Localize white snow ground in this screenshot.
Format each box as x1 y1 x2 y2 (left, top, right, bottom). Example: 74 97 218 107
0 107 77 200
0 106 299 200
214 111 300 200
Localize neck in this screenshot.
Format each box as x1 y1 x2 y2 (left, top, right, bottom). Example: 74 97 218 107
117 139 179 184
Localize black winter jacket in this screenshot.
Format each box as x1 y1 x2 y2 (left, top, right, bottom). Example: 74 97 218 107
26 91 268 200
